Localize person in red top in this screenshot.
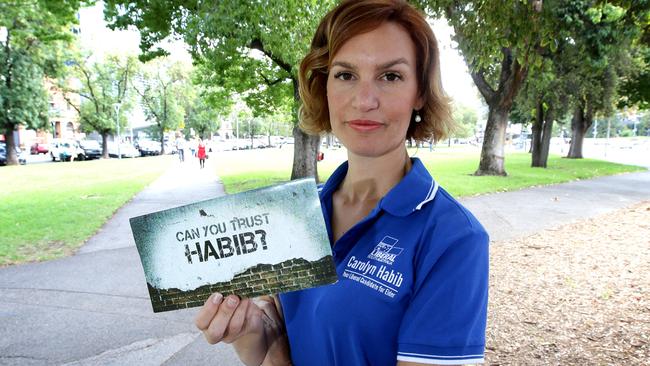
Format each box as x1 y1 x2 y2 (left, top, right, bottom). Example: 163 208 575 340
197 138 206 169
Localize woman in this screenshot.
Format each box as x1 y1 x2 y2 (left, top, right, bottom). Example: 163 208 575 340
195 1 489 365
197 139 206 169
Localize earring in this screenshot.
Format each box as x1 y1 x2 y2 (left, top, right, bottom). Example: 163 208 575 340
414 111 422 123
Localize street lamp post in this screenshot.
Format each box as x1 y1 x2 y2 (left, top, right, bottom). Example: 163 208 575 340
114 103 121 159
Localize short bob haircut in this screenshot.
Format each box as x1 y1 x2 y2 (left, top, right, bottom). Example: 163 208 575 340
298 0 455 143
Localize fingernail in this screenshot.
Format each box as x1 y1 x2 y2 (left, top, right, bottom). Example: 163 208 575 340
227 296 239 308
212 293 223 305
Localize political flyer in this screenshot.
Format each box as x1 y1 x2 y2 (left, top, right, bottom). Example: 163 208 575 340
130 178 337 313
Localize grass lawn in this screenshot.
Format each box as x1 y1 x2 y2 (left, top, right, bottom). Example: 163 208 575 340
0 155 172 266
214 145 646 195
2 144 644 267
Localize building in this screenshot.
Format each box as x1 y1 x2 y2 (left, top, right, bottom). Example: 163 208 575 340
1 79 82 149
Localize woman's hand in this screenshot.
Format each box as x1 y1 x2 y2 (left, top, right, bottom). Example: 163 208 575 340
195 293 260 345
194 293 291 366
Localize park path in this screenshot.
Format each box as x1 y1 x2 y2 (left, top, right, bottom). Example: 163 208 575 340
0 158 242 366
1 156 649 365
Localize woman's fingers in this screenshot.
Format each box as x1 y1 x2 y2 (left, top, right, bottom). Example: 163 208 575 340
204 295 241 344
222 298 251 343
194 293 276 346
194 293 224 331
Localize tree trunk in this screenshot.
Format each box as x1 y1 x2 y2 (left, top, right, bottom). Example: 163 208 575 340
290 125 320 181
160 135 166 155
567 102 590 158
468 48 527 176
290 78 320 181
532 102 554 168
4 125 18 165
101 132 109 158
475 106 509 176
539 107 554 167
531 101 543 163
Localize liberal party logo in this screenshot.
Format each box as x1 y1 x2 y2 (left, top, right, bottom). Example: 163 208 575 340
368 236 403 265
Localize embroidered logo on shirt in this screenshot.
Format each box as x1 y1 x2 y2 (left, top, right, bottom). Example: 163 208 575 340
367 236 403 265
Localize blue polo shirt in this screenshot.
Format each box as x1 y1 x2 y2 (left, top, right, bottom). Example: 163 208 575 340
279 158 489 365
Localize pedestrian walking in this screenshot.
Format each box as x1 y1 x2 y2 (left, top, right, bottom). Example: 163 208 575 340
197 139 206 169
176 137 186 162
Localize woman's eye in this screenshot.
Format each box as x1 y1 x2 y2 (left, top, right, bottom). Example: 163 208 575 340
334 72 354 81
382 72 402 82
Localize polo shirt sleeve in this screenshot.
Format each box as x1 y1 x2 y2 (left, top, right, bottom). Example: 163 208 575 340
397 220 489 365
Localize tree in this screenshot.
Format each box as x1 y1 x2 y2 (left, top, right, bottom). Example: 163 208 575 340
422 0 550 175
104 0 335 180
451 104 478 139
0 50 49 158
618 47 650 110
184 94 223 140
60 54 138 158
610 0 650 110
184 71 232 140
561 1 643 158
512 52 570 168
133 58 189 153
0 0 89 165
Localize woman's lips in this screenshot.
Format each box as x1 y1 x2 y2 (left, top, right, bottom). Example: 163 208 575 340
347 119 383 132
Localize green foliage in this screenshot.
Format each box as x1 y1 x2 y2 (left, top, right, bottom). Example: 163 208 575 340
104 0 334 120
422 0 550 84
134 58 190 145
451 104 477 138
0 0 90 135
618 47 650 109
0 51 49 131
185 93 223 139
61 53 138 137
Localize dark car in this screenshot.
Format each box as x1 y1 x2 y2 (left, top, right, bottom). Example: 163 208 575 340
0 143 27 165
137 140 162 156
30 142 49 155
78 140 102 160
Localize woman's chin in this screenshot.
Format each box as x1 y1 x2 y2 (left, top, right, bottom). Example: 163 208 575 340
344 142 406 159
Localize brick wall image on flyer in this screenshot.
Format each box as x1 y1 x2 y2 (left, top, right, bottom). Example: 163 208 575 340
148 256 337 312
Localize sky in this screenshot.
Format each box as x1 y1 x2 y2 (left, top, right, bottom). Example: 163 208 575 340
78 2 484 121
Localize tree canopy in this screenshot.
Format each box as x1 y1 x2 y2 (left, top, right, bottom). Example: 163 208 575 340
60 53 138 157
134 58 189 153
1 0 90 164
104 0 335 179
422 0 552 175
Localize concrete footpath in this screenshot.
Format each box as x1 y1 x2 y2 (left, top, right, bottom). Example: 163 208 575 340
1 160 649 365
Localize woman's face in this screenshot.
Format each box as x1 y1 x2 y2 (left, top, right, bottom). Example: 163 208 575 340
327 22 423 158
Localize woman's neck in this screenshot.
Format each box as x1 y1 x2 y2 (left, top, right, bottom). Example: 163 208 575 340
339 147 411 203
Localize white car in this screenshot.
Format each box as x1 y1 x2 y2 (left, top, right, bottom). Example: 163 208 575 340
50 139 84 162
107 142 140 158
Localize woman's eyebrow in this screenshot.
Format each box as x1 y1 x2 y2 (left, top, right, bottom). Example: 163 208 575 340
330 58 410 70
378 58 410 69
330 61 356 70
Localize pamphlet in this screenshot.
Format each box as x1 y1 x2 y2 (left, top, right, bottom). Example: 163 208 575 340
129 178 337 313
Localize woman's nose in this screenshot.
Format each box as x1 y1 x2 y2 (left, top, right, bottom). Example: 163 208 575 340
353 81 379 111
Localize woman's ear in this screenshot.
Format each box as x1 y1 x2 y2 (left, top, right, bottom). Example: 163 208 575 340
414 95 425 111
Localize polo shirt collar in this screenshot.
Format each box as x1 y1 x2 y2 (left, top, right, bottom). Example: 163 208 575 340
319 157 439 217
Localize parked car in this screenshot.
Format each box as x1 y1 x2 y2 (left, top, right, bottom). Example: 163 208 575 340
30 142 49 155
107 142 140 158
50 139 84 161
77 140 102 160
137 140 162 156
0 143 27 165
